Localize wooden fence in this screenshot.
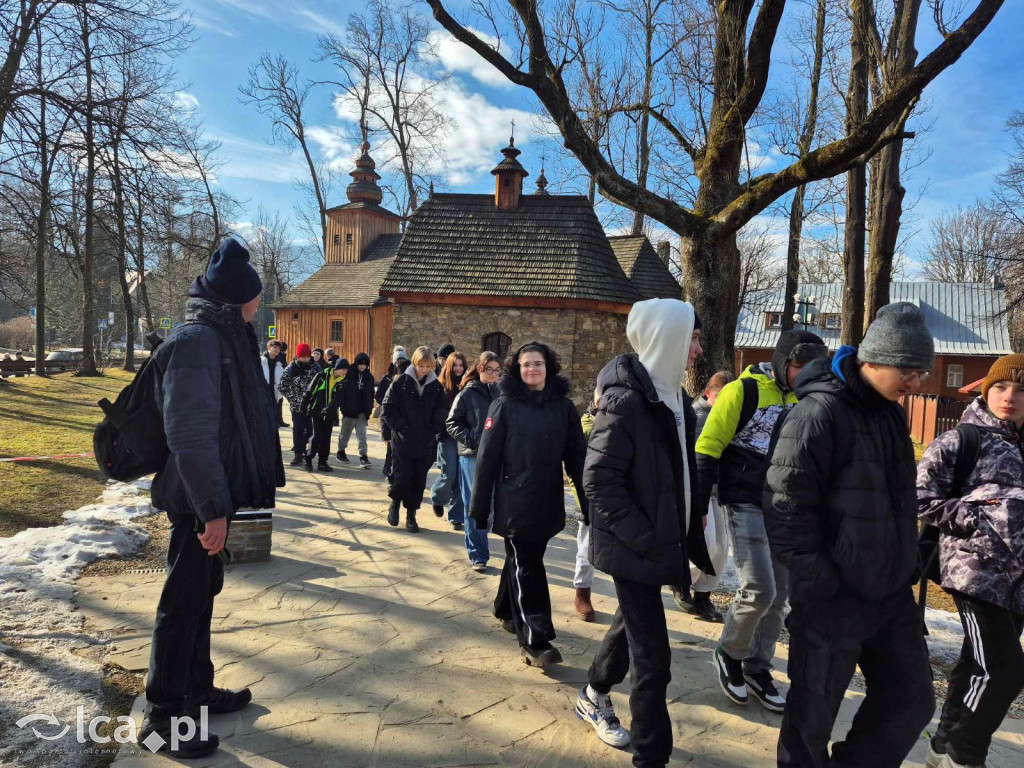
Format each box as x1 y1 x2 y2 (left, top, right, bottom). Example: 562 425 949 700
901 394 970 445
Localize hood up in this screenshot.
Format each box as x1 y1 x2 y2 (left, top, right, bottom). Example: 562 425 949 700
625 298 695 399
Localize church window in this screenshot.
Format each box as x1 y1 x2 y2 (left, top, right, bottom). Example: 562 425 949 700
346 232 353 245
483 332 511 360
332 234 340 245
330 320 344 343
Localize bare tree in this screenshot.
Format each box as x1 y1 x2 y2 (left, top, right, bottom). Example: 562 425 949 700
240 54 328 254
737 224 786 314
921 201 1010 282
318 0 451 219
426 0 1005 385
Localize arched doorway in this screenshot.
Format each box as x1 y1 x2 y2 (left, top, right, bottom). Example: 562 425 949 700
482 332 512 360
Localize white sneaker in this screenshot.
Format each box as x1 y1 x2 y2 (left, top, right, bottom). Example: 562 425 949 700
925 743 945 768
940 754 985 768
574 685 630 748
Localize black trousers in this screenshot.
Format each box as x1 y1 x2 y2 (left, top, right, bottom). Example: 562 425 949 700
494 537 555 650
146 513 225 719
290 410 313 455
779 586 935 768
935 592 1024 765
589 578 673 768
387 449 434 510
310 417 334 463
383 442 393 478
276 399 287 426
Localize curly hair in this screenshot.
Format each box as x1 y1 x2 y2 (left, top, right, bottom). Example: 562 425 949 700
505 340 562 383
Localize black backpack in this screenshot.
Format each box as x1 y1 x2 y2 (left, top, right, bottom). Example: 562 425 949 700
917 422 981 615
93 331 170 482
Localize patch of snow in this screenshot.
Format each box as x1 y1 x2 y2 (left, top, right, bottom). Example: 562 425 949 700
925 606 966 665
0 479 156 768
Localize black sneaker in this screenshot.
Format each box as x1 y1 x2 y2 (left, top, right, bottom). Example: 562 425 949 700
432 503 444 518
671 585 693 612
336 450 349 463
688 593 724 623
195 686 252 715
359 455 371 469
714 646 748 706
317 461 333 472
521 643 562 668
289 453 304 466
303 454 313 470
452 521 464 531
405 510 419 533
744 669 786 712
387 499 400 527
138 717 219 758
499 617 515 634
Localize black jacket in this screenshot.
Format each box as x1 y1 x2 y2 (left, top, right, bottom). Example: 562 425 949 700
380 371 447 459
446 379 497 458
471 374 587 541
151 278 284 522
585 354 713 587
763 347 920 603
336 353 374 418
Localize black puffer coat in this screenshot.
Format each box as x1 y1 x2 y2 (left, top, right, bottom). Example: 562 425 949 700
380 370 447 459
471 374 587 541
763 346 920 603
446 379 496 458
337 353 375 418
585 354 713 587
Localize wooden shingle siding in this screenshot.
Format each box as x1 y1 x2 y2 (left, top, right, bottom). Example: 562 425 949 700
607 235 682 300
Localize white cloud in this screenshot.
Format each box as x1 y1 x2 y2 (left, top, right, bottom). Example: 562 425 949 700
428 29 516 90
172 91 200 115
295 8 347 38
305 125 357 172
212 132 311 184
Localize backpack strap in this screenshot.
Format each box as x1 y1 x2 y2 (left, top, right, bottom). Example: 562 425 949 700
952 423 981 496
736 377 760 436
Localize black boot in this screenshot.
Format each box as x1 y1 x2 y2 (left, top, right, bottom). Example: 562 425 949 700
193 687 252 715
290 452 304 466
303 454 313 470
690 591 724 623
405 508 419 533
387 499 400 527
317 461 333 472
138 717 220 758
432 503 444 518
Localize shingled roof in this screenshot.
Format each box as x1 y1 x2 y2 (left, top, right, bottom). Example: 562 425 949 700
380 194 642 305
607 235 681 300
271 234 401 309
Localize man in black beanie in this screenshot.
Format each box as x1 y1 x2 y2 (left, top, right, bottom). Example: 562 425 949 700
764 302 936 766
697 329 828 714
140 238 285 758
436 342 455 374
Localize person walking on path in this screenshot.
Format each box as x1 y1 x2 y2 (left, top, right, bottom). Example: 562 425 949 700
336 352 375 468
141 238 284 758
447 351 502 571
324 347 339 368
261 340 288 428
471 341 588 669
312 347 326 370
376 346 408 410
671 369 736 622
764 302 938 767
431 352 467 528
570 391 600 622
918 353 1024 768
303 358 348 472
576 299 712 766
379 354 411 479
279 343 321 467
380 346 447 532
697 329 828 712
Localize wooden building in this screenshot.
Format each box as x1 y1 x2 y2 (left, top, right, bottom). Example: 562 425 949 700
273 138 681 406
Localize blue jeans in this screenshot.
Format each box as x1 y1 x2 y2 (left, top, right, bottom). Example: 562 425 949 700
458 455 489 565
430 438 463 523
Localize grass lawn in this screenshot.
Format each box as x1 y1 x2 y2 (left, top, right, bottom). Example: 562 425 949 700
0 371 134 537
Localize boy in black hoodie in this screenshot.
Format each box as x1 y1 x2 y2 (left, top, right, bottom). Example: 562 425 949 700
764 302 937 767
336 352 375 467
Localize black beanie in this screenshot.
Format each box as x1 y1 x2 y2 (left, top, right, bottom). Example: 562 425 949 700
334 357 350 371
437 343 456 358
206 238 262 305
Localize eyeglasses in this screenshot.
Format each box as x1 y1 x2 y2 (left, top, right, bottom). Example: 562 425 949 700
483 366 502 375
520 362 546 370
899 369 931 383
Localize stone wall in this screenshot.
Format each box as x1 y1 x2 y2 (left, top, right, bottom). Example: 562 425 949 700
392 302 630 408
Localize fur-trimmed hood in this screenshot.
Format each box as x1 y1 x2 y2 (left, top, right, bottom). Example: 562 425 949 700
499 373 572 402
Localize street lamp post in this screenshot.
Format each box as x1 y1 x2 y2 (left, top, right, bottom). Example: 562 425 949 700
793 293 818 331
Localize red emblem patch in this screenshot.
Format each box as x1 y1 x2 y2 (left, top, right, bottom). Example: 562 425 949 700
484 417 494 430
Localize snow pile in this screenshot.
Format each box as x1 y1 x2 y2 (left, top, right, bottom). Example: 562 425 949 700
0 479 156 768
925 607 967 664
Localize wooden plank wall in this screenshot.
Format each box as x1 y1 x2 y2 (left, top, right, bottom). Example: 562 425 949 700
326 209 399 265
370 304 394 377
274 304 394 378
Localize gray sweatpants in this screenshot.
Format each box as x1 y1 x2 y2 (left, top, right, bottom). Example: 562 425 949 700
337 414 368 457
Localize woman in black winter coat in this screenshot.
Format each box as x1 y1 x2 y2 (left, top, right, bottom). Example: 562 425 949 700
471 341 587 669
446 351 502 570
380 346 448 532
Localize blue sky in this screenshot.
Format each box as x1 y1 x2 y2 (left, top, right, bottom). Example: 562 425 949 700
175 0 1024 271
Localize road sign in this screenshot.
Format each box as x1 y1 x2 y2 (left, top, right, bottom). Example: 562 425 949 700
268 325 276 339
98 319 108 330
159 317 172 329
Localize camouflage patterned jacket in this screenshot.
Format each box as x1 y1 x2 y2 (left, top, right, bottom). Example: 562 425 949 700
917 398 1024 613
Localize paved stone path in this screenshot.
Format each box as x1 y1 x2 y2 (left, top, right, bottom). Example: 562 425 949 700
76 428 1024 767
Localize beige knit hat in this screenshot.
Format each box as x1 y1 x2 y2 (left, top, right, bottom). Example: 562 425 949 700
981 353 1024 399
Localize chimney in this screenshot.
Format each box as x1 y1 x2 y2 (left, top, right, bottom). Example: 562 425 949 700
657 241 671 267
491 136 529 211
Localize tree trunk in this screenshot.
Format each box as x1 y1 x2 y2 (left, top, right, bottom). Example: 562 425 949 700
842 0 869 347
110 139 136 371
782 184 808 332
33 25 48 376
865 0 922 327
679 227 741 393
78 5 98 375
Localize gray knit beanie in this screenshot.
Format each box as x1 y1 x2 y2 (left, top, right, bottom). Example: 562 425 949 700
858 302 934 370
